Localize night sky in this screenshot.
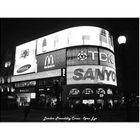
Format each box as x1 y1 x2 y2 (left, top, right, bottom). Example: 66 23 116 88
0 18 139 94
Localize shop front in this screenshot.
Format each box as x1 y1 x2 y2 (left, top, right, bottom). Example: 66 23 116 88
14 81 36 107
66 44 117 111
36 77 64 110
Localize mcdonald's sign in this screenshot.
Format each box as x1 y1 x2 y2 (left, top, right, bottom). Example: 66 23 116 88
44 55 55 69
37 49 66 72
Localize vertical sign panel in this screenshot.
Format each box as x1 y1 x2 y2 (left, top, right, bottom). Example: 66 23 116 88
14 40 36 76
99 48 116 70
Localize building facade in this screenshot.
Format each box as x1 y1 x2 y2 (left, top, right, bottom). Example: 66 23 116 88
6 26 118 110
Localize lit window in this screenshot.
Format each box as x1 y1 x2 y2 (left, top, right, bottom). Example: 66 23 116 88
2 78 5 84
27 97 31 103
31 93 36 99
69 88 80 95
7 87 9 92
11 87 15 92
82 88 93 95
5 61 11 68
107 89 113 95
7 77 11 83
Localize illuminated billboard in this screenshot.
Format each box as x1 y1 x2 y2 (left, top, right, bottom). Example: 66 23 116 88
14 40 37 76
37 49 66 72
67 47 116 69
99 48 115 69
37 26 114 55
67 65 117 86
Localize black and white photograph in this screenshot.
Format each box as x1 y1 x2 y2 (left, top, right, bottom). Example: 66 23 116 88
0 18 139 122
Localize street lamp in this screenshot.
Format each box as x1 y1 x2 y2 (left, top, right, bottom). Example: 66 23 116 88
117 35 127 45
117 35 127 95
117 35 131 121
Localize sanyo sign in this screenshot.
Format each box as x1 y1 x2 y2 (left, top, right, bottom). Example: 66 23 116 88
67 65 117 86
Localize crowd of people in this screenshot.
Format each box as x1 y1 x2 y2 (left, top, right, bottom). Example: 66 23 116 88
69 98 125 112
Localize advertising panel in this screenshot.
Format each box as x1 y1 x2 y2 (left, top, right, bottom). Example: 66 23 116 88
99 48 116 69
36 26 114 55
67 47 98 66
11 69 61 82
15 87 35 93
67 47 115 69
15 81 36 88
67 65 117 86
37 31 68 55
37 49 66 72
37 34 55 55
67 27 114 52
14 40 37 76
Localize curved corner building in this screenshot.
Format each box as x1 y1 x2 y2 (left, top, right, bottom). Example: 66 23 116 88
12 26 117 109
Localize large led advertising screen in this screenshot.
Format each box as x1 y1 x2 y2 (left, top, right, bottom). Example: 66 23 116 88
67 47 116 69
67 65 117 86
36 26 114 55
66 45 116 86
13 40 37 76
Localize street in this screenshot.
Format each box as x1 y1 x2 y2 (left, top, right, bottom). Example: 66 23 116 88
1 107 138 122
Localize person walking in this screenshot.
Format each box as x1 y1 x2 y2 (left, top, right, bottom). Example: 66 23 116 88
23 103 30 121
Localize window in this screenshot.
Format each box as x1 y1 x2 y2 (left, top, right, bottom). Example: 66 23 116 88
5 61 11 68
7 77 11 83
107 89 113 95
1 77 4 84
11 87 15 92
7 87 10 92
0 86 3 92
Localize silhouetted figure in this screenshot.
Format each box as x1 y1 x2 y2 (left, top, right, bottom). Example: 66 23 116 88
23 105 30 121
53 82 60 108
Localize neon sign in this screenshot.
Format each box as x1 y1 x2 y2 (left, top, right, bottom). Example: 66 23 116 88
67 65 117 86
